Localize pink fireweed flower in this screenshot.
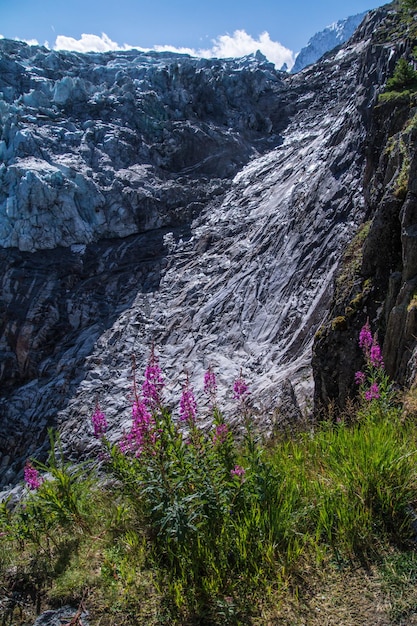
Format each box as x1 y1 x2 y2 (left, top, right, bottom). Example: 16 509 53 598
179 381 197 423
118 438 130 455
122 397 156 456
132 397 153 426
355 371 366 385
24 462 42 490
370 343 384 369
203 367 217 399
233 374 249 401
231 464 245 478
91 404 107 438
142 346 164 410
359 320 373 352
213 423 229 445
365 382 380 401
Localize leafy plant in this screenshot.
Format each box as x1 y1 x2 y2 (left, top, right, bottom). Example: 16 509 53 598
401 0 417 10
386 58 417 92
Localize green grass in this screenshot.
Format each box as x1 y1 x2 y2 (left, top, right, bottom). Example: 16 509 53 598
2 398 417 625
377 89 416 105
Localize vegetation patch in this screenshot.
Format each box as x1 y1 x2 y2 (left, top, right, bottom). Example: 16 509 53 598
334 221 371 311
386 58 417 93
407 290 417 312
377 89 414 105
394 136 411 198
331 315 347 331
2 325 417 624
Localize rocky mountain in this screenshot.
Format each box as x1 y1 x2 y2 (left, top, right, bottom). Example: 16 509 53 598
313 11 417 408
0 2 414 490
291 11 367 73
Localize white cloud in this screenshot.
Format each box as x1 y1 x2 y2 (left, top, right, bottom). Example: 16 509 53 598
51 30 295 70
2 35 48 47
152 44 200 57
54 32 134 53
201 30 294 69
21 38 41 46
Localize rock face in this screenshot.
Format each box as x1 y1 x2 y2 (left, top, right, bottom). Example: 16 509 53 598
32 606 88 626
313 9 417 408
291 11 367 74
0 5 406 488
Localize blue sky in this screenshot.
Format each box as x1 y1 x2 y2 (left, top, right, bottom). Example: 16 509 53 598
0 0 384 68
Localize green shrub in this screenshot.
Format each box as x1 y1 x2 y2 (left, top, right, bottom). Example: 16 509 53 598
386 58 417 91
401 0 417 9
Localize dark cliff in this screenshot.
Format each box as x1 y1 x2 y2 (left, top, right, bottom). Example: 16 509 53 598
313 4 417 408
0 3 412 488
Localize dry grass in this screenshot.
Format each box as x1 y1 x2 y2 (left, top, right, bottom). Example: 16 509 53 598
253 553 417 626
402 382 417 418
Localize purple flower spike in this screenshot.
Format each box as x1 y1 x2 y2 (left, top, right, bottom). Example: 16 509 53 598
355 371 366 385
231 464 245 478
132 398 152 426
370 343 384 369
92 404 108 438
24 462 42 490
365 382 380 401
204 367 217 398
122 397 156 456
359 320 373 352
179 379 197 424
213 423 228 445
233 374 249 401
142 345 164 410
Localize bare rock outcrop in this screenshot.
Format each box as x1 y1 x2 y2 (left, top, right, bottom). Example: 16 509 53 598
313 7 417 408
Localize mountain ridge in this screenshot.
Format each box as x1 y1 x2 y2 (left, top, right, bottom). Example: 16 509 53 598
291 11 368 73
